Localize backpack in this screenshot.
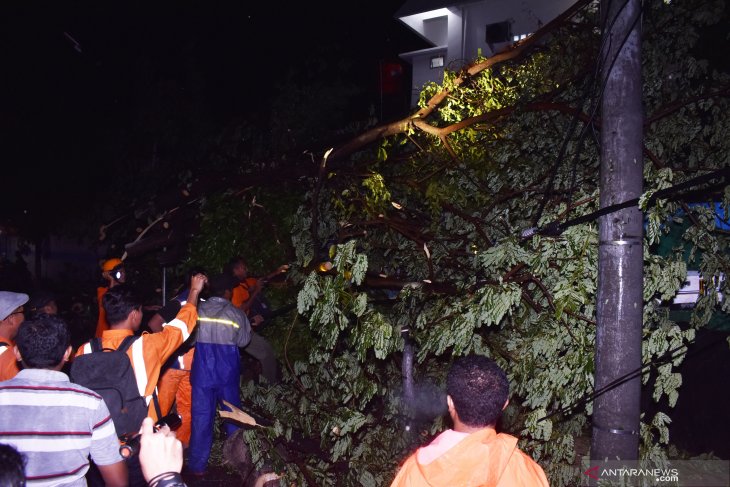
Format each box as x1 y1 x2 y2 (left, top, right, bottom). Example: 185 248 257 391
70 335 148 438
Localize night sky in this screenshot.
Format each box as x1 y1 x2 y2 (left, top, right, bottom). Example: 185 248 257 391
0 1 428 230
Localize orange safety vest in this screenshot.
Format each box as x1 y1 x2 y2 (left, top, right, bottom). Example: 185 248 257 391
0 335 19 381
231 277 258 310
390 428 549 487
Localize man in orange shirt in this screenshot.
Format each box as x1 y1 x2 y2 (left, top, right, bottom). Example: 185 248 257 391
390 355 550 487
0 291 29 381
76 273 205 487
94 257 126 338
228 256 287 384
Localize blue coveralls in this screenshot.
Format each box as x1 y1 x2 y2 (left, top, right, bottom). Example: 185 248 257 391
187 296 251 473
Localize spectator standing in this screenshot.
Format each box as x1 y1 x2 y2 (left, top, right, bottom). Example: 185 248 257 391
187 273 252 476
390 354 549 487
0 315 127 487
0 291 29 381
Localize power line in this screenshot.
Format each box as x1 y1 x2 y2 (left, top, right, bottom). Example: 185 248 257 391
538 329 727 423
522 167 730 239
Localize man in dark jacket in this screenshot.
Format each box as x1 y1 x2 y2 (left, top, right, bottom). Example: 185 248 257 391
187 273 252 476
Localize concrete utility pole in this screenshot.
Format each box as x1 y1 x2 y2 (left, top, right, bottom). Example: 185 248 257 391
592 0 643 463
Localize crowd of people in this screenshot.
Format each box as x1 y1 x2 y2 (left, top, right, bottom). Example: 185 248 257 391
0 254 551 486
0 255 288 486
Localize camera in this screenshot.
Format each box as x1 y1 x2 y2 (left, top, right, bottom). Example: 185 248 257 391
119 413 182 458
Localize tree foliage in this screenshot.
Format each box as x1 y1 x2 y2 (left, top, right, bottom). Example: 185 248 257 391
191 1 730 485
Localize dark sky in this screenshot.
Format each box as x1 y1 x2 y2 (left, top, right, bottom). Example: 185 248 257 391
0 1 428 229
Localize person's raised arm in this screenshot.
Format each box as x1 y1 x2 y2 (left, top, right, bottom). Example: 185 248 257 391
186 273 207 308
263 264 289 283
240 265 287 314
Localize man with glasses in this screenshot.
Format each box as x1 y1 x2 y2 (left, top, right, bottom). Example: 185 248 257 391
0 291 29 381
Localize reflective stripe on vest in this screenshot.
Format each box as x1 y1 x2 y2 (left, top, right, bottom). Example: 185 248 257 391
198 317 239 328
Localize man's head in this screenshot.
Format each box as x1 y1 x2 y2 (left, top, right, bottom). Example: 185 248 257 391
228 256 248 281
102 284 143 329
208 273 238 299
101 257 126 284
446 354 509 428
28 290 58 317
0 291 29 341
14 314 71 369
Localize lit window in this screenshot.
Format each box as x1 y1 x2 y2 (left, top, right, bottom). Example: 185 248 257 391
430 56 444 69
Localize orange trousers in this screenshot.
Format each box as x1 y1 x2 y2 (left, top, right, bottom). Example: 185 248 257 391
156 368 192 447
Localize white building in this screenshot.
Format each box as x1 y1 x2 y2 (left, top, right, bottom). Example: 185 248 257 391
396 0 578 106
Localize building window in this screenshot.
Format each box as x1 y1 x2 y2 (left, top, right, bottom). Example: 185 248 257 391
430 55 444 69
485 20 512 44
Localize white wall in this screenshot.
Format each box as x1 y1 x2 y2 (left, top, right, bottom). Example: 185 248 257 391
400 0 578 107
463 0 576 59
408 50 447 107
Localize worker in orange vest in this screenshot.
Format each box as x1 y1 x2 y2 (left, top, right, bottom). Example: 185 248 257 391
390 355 549 487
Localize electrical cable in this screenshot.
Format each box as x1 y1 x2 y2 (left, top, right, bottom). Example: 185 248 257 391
530 0 631 228
538 329 728 424
533 0 647 229
523 166 730 239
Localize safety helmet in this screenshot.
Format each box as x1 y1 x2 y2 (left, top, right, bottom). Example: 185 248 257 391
101 257 124 272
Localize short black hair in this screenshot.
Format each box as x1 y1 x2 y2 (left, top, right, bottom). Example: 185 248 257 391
208 273 237 297
28 290 55 314
15 314 70 369
102 285 142 325
225 256 246 274
0 443 25 487
228 256 246 266
446 354 509 428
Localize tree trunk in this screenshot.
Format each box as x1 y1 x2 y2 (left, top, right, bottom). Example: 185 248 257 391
591 0 643 463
